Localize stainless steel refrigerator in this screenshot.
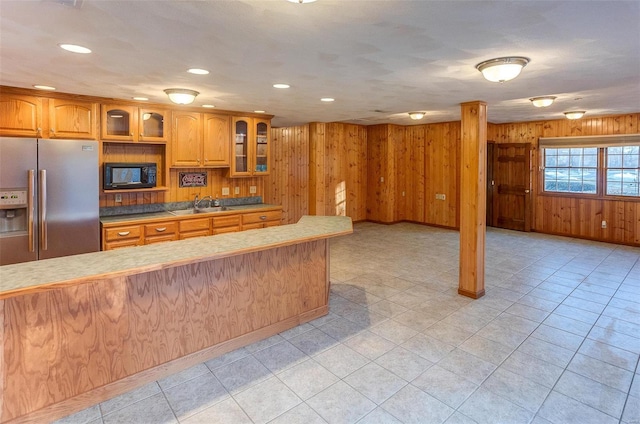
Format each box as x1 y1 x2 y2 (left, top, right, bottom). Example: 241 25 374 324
0 137 100 265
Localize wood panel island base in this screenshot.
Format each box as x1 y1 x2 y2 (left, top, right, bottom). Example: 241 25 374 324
0 216 352 424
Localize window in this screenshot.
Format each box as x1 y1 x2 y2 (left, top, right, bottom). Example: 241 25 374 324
540 134 640 198
606 146 640 196
544 148 597 194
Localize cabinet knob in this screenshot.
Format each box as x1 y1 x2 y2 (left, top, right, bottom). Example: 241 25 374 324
140 133 144 138
50 128 55 133
130 132 133 136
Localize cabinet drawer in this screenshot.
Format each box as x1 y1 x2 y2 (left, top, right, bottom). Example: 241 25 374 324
213 226 240 235
180 229 211 240
242 210 281 225
104 239 143 250
212 215 241 228
105 225 142 241
179 218 210 233
144 221 178 237
144 234 178 244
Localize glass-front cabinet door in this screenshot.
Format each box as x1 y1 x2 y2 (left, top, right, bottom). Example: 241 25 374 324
102 105 136 141
139 109 168 143
232 117 250 176
254 119 270 175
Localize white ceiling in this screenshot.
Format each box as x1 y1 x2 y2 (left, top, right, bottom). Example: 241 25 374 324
1 0 639 128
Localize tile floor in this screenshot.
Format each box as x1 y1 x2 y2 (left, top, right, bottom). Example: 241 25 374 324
55 222 640 424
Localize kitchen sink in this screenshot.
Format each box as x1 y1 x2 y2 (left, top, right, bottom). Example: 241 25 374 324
169 206 229 215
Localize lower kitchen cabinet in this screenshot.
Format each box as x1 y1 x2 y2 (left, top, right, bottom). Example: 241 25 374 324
179 217 212 239
101 207 282 250
212 215 241 235
242 210 282 230
103 224 143 250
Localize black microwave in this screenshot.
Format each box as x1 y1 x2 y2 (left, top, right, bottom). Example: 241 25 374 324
104 162 157 190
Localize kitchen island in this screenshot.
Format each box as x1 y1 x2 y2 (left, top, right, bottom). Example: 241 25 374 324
0 215 352 423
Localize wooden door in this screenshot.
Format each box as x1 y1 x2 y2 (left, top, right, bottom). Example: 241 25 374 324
171 111 202 167
203 113 230 167
489 143 532 231
49 99 97 139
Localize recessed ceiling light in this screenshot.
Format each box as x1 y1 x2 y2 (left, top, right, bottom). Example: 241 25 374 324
188 68 210 75
33 85 56 91
254 110 266 113
202 104 215 108
287 0 317 3
58 43 91 54
132 97 148 101
321 98 335 102
273 83 290 89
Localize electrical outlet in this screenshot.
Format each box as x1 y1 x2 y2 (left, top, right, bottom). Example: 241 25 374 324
249 186 257 194
221 187 230 196
435 193 446 200
380 177 384 183
234 187 240 195
115 194 122 203
402 191 405 197
601 220 607 229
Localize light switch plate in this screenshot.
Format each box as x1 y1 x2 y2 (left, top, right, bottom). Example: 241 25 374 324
249 186 257 194
221 187 230 195
234 187 240 195
115 194 122 203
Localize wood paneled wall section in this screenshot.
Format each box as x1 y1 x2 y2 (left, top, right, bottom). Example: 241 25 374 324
488 113 640 245
309 122 367 221
366 124 403 223
399 122 460 228
263 126 310 225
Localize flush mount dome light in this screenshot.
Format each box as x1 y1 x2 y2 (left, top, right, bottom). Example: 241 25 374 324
164 88 199 105
408 112 425 120
564 111 586 120
530 96 557 107
475 56 529 83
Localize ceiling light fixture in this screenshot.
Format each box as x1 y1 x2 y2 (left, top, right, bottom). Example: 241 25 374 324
33 85 56 91
530 96 556 108
564 111 586 120
164 88 199 105
187 68 209 75
202 104 215 108
254 110 266 113
273 83 290 89
408 112 425 120
287 0 317 3
58 43 91 54
132 96 148 101
475 56 529 83
321 98 335 102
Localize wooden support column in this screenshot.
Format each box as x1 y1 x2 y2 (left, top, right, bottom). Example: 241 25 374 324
459 101 487 299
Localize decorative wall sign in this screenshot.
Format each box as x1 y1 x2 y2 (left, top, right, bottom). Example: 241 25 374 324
179 172 207 187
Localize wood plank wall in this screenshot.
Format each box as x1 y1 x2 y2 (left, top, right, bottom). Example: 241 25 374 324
309 123 368 221
488 113 640 245
264 126 310 224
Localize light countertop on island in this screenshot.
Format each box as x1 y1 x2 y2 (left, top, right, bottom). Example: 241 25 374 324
0 215 353 300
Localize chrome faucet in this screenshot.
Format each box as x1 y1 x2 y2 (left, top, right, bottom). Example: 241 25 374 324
194 195 213 209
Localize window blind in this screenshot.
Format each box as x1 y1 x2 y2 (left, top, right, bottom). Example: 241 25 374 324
538 134 640 148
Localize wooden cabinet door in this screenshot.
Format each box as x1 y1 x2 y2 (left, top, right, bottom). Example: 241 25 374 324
0 94 43 137
254 119 270 175
171 111 202 167
102 104 137 141
230 117 252 177
139 109 168 143
49 99 97 139
203 113 230 167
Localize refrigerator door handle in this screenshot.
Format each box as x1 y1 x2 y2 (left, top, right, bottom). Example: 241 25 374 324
27 169 35 252
39 169 48 251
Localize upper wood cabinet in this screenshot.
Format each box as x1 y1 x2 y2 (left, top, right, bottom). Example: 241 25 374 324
49 99 98 139
171 111 230 168
230 117 270 177
0 93 43 137
101 104 168 143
